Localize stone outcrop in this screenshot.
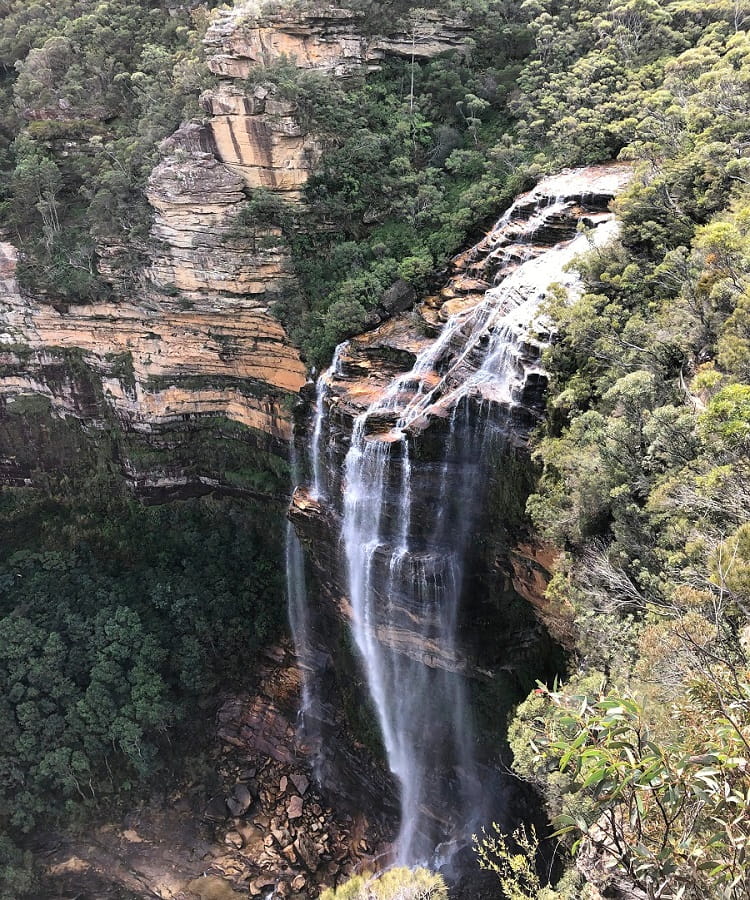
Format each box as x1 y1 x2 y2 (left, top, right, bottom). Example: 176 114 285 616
510 541 579 650
295 164 630 470
287 166 632 857
0 239 304 441
206 647 392 898
199 3 471 194
203 4 471 79
200 81 319 197
0 0 480 486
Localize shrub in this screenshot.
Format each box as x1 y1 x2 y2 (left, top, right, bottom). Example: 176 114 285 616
320 867 448 900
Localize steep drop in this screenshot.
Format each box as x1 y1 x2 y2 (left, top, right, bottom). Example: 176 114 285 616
290 164 631 865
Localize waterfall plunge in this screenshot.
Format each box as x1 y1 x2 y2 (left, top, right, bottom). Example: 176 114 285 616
290 166 629 866
285 443 324 779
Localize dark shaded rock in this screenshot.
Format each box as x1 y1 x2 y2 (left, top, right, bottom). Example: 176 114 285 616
204 795 229 822
290 773 309 795
293 831 320 872
226 783 253 817
378 279 416 316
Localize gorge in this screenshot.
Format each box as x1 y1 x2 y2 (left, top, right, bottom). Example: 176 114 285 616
2 0 749 897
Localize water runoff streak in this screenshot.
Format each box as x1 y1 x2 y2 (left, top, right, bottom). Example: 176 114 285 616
285 444 318 746
291 166 629 865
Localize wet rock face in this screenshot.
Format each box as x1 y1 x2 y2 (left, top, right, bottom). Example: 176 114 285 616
307 163 632 494
289 164 631 861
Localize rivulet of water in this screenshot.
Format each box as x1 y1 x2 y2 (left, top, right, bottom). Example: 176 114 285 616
311 341 348 501
285 442 321 777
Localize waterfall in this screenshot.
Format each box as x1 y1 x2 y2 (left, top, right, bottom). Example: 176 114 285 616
343 397 485 864
285 443 321 772
311 342 348 501
288 166 630 866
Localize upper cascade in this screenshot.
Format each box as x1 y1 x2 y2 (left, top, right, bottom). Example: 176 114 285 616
289 163 631 869
317 163 632 445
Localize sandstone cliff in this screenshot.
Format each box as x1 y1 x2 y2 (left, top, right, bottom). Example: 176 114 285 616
288 161 630 745
0 1 474 491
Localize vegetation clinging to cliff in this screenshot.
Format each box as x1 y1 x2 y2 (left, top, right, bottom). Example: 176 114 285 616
2 0 750 896
0 0 219 299
245 0 742 366
502 7 750 899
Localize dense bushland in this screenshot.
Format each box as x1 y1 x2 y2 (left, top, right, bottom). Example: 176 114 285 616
493 4 750 898
1 0 750 897
0 470 284 897
0 0 219 298
320 867 448 899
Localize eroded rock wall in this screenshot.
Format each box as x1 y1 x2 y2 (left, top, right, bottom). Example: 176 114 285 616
288 165 631 825
0 1 475 491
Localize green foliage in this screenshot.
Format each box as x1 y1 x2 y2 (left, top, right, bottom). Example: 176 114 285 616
474 823 568 900
0 472 284 893
518 682 750 899
261 0 750 369
3 4 750 896
698 384 750 453
0 834 37 900
0 0 218 299
240 8 533 365
510 14 750 900
320 867 448 900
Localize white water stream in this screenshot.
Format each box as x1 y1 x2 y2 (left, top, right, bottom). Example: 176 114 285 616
288 167 628 865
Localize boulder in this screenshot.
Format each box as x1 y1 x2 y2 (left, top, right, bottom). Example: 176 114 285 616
293 831 320 872
226 783 253 817
203 796 229 822
290 773 309 796
286 795 303 820
224 830 243 849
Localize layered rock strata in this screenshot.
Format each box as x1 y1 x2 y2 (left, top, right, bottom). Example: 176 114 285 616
200 3 471 192
0 1 478 487
288 164 632 863
203 4 471 79
0 235 303 437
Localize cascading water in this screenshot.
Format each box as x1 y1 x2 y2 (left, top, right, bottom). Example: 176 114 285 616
287 166 631 867
311 342 348 501
343 396 487 864
286 343 349 779
285 443 322 773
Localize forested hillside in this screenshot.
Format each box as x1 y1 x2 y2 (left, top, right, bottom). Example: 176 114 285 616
0 0 749 897
503 4 750 899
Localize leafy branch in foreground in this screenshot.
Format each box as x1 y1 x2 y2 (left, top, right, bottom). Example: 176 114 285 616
473 822 572 900
320 867 448 900
518 682 750 900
